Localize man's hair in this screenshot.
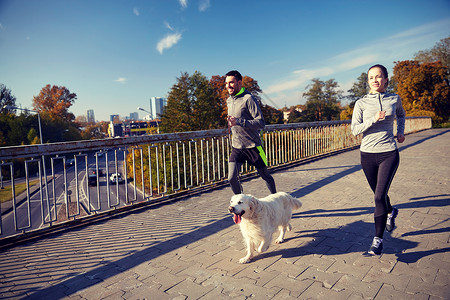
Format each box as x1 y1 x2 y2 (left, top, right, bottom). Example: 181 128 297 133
225 70 242 81
368 64 388 79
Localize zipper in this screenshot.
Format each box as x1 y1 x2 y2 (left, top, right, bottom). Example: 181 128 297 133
378 93 383 111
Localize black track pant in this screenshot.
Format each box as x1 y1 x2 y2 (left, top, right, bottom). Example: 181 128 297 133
361 149 399 238
228 162 276 195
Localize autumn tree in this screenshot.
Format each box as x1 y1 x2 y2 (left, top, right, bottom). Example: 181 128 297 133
393 60 450 124
32 84 76 122
414 36 450 72
261 104 284 124
160 71 223 133
302 78 343 121
0 84 17 113
81 124 104 140
98 121 110 136
210 75 229 121
287 105 306 123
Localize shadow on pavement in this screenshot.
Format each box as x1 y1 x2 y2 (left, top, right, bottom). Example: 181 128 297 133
251 220 419 262
21 129 449 299
395 247 450 263
398 128 449 152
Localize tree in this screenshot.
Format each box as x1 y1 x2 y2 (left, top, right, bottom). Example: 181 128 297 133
210 75 229 121
302 78 343 121
81 124 104 140
287 105 306 123
341 72 369 120
160 71 223 133
32 84 76 122
347 73 368 107
261 104 284 124
0 84 17 113
393 60 450 124
414 36 450 71
190 72 224 130
3 112 37 145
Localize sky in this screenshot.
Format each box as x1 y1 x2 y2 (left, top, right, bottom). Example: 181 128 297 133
0 0 449 122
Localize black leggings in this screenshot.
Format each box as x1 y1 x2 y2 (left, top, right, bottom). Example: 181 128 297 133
361 150 399 238
228 162 276 195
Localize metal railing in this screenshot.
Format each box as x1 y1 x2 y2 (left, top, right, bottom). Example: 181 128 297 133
0 117 431 241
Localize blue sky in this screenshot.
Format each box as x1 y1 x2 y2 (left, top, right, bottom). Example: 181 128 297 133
1 0 449 122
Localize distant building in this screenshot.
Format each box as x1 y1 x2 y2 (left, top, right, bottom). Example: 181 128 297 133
108 122 123 137
283 107 303 122
129 112 139 120
87 109 95 123
148 97 166 120
110 114 120 122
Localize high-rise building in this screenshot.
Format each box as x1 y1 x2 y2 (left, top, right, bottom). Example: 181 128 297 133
110 114 120 122
87 109 95 123
148 97 166 120
129 112 139 120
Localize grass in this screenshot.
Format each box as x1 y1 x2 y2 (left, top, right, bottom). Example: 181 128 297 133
434 122 450 128
0 179 40 203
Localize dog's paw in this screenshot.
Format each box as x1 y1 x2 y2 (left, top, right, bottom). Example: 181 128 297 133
275 238 285 244
239 257 251 264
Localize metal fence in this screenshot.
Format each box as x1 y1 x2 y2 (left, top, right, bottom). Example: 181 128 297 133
0 117 431 241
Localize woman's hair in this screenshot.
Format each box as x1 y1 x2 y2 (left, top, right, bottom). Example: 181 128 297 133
368 64 388 79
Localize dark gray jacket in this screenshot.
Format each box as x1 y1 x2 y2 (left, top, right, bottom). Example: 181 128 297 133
227 88 265 149
351 92 405 153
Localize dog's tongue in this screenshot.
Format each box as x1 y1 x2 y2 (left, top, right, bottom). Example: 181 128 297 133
233 214 241 224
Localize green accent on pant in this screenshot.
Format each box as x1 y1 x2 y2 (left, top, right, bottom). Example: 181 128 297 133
257 146 268 166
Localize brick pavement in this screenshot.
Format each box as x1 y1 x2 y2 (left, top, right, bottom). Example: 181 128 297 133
0 128 448 299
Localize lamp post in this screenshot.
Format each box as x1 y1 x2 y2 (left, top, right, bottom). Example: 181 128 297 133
137 107 159 133
4 105 43 144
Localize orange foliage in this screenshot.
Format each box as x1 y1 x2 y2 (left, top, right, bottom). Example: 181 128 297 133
393 60 449 123
32 84 76 122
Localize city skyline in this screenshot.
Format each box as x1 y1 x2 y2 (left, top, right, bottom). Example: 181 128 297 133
1 1 449 121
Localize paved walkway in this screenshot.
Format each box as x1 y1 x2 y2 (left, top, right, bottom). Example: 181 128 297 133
0 129 449 299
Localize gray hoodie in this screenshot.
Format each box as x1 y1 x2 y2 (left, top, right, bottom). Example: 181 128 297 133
227 88 265 149
351 93 405 153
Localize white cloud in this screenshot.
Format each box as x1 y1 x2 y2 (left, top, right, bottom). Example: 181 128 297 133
264 18 450 98
179 0 188 9
156 33 182 54
334 53 380 71
164 21 174 31
133 7 140 16
199 0 210 12
266 67 333 94
114 77 127 84
0 24 3 30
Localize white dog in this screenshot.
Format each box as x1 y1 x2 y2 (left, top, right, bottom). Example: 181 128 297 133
228 192 302 263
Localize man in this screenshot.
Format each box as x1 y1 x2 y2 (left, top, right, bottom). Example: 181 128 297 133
225 70 276 194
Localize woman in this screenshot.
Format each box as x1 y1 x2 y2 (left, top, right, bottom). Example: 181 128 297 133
351 64 406 255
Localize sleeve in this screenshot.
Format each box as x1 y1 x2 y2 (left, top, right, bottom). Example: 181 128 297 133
351 100 376 136
236 95 265 129
396 96 406 135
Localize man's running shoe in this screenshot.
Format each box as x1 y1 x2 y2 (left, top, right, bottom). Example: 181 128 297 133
386 207 398 232
367 237 383 255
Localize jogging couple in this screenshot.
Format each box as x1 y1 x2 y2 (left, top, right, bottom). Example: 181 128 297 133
225 65 405 256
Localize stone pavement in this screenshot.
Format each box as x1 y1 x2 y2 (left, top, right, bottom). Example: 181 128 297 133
0 128 448 299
